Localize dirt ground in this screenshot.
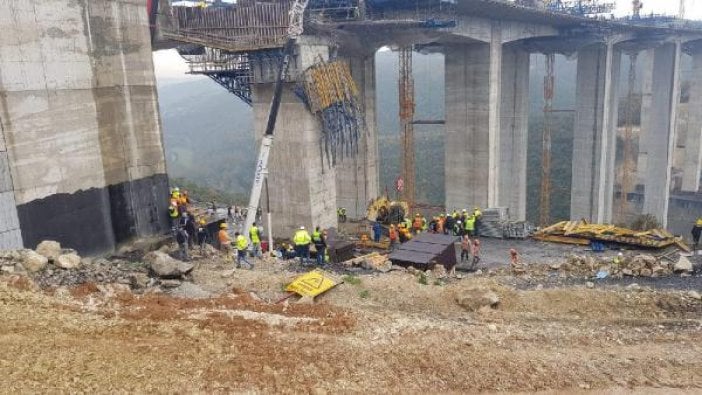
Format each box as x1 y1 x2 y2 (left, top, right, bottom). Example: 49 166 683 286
2 237 702 394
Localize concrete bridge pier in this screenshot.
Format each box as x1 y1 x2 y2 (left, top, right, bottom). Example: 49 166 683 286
252 41 337 238
570 43 622 223
334 54 379 220
639 42 682 227
681 45 702 193
498 44 530 221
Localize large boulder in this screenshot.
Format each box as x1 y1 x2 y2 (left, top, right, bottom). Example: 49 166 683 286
55 253 81 270
22 250 48 273
35 240 61 261
673 256 693 273
145 251 194 279
455 288 500 312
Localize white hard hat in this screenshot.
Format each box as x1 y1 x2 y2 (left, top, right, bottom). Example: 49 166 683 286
618 252 623 257
300 226 305 230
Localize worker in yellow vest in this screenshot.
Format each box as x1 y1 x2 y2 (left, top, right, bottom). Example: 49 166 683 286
249 222 261 258
168 204 179 230
293 226 312 265
235 231 253 269
692 217 702 250
464 215 476 236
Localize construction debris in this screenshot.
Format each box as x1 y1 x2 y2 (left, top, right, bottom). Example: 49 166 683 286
533 220 689 250
300 59 365 166
479 208 533 239
286 269 341 298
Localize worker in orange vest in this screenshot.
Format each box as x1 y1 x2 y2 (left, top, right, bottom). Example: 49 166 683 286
218 223 232 262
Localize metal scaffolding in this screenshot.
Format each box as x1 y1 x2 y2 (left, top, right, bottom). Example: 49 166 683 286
399 46 416 211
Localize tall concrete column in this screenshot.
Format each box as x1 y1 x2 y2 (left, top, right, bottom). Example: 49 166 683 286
444 39 501 211
498 45 529 221
682 48 702 192
335 54 379 219
570 43 621 223
0 123 22 249
0 0 169 253
252 44 337 238
639 42 681 226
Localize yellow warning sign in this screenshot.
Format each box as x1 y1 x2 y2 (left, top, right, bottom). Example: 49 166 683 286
285 270 339 298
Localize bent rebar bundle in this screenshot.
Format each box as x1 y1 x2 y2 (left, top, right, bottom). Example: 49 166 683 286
300 59 365 167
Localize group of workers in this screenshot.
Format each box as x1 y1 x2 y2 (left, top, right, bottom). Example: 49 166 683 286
383 207 484 246
289 226 327 266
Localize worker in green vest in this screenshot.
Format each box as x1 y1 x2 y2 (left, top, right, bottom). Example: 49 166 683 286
235 231 253 269
293 226 312 265
249 222 261 258
464 215 476 237
168 204 179 231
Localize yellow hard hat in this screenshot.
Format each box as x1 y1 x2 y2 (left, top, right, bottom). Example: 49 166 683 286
199 219 206 225
220 223 228 229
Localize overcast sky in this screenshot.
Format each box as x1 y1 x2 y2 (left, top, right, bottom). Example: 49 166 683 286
153 0 702 82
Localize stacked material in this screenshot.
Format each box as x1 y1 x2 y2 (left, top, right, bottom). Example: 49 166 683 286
479 208 532 239
533 220 690 251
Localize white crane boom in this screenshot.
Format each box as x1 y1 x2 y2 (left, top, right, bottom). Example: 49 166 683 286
243 0 310 250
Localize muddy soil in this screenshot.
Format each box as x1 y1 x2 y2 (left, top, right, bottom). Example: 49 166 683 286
2 239 702 394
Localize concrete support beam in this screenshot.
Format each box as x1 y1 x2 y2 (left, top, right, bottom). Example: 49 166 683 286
444 42 492 211
639 42 682 226
570 43 621 223
335 55 379 219
682 50 702 192
487 25 503 208
253 44 336 237
498 46 530 221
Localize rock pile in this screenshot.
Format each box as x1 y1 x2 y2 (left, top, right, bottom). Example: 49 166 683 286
555 253 694 278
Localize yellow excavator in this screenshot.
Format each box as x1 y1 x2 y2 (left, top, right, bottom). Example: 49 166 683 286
366 197 409 225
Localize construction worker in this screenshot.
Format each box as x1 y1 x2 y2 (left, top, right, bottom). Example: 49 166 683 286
460 234 471 263
183 212 197 249
312 226 327 266
473 207 483 237
176 226 189 261
337 208 347 223
460 209 468 223
235 231 253 269
444 213 454 235
197 219 208 254
372 221 382 242
472 239 481 267
437 214 445 234
421 215 428 231
249 222 261 258
509 248 519 267
452 210 459 220
218 223 232 262
692 217 702 250
389 224 398 250
412 213 423 234
464 215 476 236
428 217 438 233
454 220 463 236
168 203 179 230
293 226 312 265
